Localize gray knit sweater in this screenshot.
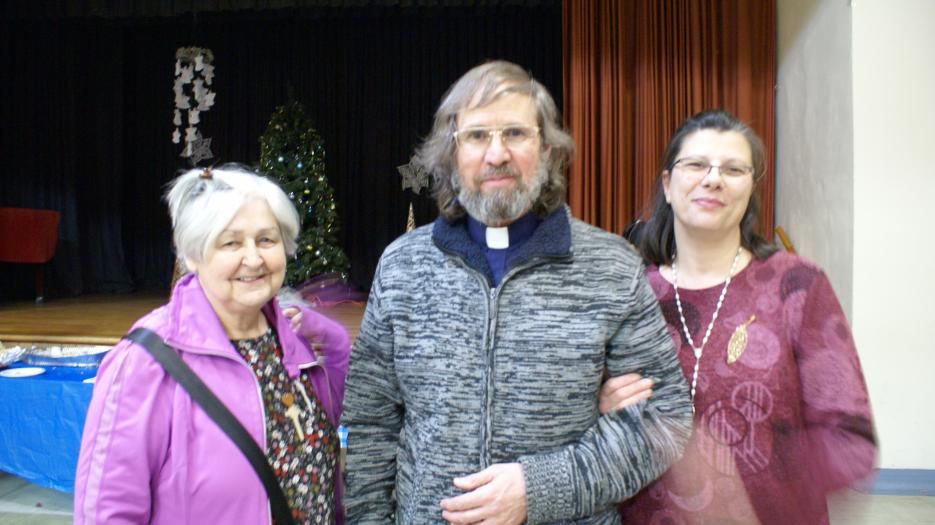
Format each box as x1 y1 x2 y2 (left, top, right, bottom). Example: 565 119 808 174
343 207 692 524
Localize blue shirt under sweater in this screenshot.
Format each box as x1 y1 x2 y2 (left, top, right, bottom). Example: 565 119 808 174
466 212 540 287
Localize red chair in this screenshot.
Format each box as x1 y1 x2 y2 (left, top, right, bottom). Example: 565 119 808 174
0 207 61 302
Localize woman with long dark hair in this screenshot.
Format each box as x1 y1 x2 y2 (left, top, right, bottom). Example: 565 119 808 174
612 110 876 524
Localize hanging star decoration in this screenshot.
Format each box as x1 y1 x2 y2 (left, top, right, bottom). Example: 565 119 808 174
397 156 430 195
188 138 213 165
172 46 215 166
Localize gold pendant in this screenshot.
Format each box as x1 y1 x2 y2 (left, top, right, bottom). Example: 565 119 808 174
726 315 756 365
282 393 305 441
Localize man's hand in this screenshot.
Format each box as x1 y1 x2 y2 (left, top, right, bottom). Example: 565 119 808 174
440 463 526 525
599 373 653 415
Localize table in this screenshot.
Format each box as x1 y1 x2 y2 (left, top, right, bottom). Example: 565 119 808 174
0 364 95 493
0 207 61 302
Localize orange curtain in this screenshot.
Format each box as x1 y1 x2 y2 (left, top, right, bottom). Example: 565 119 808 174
563 0 775 236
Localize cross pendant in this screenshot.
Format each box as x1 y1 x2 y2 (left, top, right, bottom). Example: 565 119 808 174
284 404 305 441
281 392 304 441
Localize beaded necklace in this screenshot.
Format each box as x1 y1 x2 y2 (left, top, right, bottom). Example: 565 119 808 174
672 246 741 412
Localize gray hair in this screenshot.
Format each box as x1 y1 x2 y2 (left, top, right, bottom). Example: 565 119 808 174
414 60 576 222
164 164 300 267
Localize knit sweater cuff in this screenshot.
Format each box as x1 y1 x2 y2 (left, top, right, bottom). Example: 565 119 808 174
519 449 575 524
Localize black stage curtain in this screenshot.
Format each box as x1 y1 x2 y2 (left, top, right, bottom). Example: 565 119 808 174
0 4 561 300
1 1 557 20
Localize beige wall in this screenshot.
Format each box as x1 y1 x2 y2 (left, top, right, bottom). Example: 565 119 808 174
777 0 935 469
851 0 935 470
776 0 853 319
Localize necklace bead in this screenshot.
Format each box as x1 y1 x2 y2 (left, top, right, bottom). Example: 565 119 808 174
673 247 742 413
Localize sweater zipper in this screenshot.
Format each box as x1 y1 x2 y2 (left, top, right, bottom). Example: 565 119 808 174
479 257 565 467
439 249 572 468
482 285 498 468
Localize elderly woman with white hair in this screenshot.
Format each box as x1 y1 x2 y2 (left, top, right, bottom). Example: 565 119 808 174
73 165 349 525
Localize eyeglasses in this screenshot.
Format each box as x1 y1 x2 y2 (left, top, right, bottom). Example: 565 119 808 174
453 126 540 150
673 157 753 178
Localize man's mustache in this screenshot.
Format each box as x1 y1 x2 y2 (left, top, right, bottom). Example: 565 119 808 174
478 166 520 181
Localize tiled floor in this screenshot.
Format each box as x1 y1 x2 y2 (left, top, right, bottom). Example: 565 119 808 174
1 472 933 524
0 474 70 525
829 489 935 524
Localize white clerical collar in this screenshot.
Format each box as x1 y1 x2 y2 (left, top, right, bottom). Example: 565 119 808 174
485 226 510 249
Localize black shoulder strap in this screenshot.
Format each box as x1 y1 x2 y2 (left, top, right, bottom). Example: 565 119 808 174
125 327 295 525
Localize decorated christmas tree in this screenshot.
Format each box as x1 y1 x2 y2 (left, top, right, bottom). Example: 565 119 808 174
259 100 349 286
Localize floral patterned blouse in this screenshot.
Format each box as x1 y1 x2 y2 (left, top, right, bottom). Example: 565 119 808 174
232 327 338 524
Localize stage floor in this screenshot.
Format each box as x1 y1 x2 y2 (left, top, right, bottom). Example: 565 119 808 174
0 293 364 346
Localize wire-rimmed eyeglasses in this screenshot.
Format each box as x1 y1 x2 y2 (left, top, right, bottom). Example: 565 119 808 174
453 126 540 150
673 157 753 178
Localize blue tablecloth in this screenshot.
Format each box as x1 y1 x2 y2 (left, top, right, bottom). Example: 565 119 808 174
0 364 95 493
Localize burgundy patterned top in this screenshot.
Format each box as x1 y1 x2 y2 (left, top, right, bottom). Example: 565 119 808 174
620 251 876 525
232 328 338 524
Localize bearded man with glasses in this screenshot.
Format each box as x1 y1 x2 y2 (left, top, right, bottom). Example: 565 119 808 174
343 60 693 524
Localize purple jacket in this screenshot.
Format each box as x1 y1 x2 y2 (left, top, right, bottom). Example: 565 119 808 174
73 274 350 524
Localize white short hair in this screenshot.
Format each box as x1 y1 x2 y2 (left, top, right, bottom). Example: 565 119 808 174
164 164 300 265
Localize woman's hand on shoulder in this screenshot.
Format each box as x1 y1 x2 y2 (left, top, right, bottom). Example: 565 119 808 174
283 304 349 366
282 306 303 332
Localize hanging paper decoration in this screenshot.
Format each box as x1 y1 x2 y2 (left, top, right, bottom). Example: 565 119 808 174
172 47 215 165
397 155 429 195
398 155 429 232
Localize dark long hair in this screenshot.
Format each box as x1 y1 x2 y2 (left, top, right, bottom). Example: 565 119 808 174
639 109 777 265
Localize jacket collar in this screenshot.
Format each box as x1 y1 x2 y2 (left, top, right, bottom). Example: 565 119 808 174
161 274 317 375
431 205 573 286
466 211 539 249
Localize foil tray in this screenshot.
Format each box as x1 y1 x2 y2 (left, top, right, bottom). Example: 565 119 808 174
0 345 27 368
16 343 112 368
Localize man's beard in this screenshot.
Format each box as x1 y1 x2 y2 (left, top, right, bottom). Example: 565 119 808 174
454 162 549 226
